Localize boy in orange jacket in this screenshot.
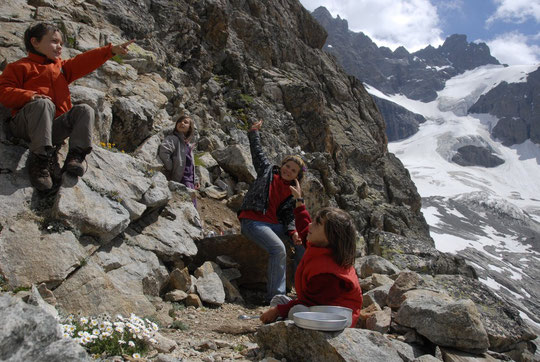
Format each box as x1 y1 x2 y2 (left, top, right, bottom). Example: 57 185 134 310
0 22 133 191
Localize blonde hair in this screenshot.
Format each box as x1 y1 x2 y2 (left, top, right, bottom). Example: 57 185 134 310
280 155 306 181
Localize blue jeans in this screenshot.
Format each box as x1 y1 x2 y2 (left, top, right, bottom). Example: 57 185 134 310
240 219 305 301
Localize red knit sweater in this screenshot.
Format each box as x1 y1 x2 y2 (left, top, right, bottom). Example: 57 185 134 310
0 44 113 117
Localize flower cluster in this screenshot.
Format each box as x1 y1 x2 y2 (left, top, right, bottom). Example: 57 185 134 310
60 313 159 359
99 142 125 153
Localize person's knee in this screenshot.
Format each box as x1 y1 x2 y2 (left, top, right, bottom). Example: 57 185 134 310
269 243 286 258
72 104 95 123
31 98 55 113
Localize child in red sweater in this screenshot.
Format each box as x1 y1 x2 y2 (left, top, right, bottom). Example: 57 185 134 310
0 22 133 191
260 180 363 327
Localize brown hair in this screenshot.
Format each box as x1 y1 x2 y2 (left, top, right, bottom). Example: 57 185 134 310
280 155 306 181
175 115 195 141
315 207 356 267
24 23 62 54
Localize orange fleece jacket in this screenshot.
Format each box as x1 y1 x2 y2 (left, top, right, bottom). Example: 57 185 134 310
0 44 113 118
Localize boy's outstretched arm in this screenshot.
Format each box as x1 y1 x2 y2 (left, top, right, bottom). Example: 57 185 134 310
62 40 136 84
111 40 135 56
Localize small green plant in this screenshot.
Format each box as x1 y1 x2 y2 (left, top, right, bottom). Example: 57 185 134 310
169 320 189 331
168 302 185 317
233 344 246 352
240 93 254 104
66 36 76 48
194 153 206 167
111 55 124 64
0 275 7 291
12 286 31 293
60 313 158 359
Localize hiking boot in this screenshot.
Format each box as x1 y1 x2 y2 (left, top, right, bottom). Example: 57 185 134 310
49 146 62 185
63 148 91 177
28 152 53 191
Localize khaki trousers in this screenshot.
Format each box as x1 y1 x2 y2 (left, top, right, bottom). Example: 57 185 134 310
9 98 94 155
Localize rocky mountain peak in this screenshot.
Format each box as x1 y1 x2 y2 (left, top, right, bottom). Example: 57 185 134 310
439 34 500 71
311 6 350 33
311 7 501 103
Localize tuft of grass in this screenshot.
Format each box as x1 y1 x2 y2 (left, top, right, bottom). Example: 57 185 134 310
169 320 189 331
240 93 254 104
12 286 31 293
194 153 206 167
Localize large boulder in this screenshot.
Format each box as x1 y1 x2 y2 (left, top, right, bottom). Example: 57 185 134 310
53 239 168 317
0 294 89 361
394 289 490 354
256 321 424 362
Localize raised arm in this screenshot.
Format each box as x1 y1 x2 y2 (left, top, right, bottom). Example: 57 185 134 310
247 120 271 176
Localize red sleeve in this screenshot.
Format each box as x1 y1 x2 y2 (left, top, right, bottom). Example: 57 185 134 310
293 204 311 243
276 274 349 318
61 44 113 83
0 63 36 109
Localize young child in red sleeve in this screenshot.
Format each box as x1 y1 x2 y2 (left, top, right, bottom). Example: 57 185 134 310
0 22 134 191
260 180 363 328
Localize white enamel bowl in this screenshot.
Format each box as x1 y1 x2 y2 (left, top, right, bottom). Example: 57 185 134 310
293 312 348 331
309 305 353 327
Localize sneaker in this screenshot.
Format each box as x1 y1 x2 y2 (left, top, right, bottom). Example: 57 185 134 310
63 148 91 177
28 152 53 191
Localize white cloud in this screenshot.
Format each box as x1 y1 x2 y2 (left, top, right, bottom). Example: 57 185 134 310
485 32 540 65
487 0 540 24
299 0 444 52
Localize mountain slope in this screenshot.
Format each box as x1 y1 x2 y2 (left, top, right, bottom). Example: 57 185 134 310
371 65 540 327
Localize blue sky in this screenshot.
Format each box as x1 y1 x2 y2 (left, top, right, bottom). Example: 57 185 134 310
299 0 540 65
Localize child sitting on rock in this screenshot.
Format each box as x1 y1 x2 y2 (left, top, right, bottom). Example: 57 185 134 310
0 22 133 191
158 115 200 205
260 179 363 327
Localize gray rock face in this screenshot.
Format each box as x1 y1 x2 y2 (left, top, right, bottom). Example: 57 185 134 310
356 255 400 279
372 95 426 142
0 294 89 362
426 274 537 353
395 290 489 354
469 67 540 146
368 231 477 278
256 321 408 362
451 145 505 168
0 220 94 288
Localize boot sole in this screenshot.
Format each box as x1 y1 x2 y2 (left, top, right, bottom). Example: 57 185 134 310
64 166 84 177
